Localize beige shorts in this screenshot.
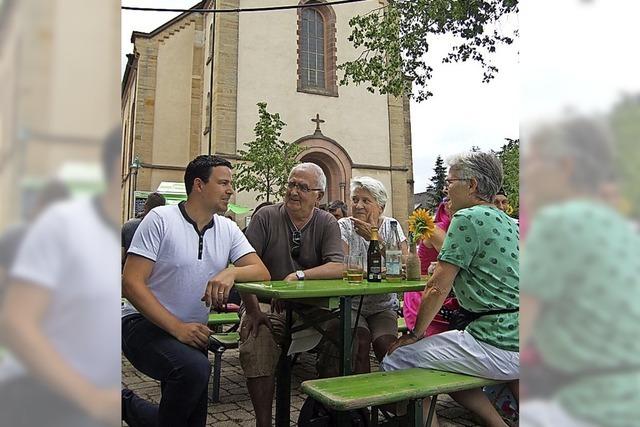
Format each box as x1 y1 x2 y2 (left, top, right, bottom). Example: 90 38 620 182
351 309 398 342
238 303 329 378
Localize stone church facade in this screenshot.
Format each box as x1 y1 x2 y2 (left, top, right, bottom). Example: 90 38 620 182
122 0 415 232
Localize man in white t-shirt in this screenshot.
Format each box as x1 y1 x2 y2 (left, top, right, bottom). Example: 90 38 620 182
122 155 270 427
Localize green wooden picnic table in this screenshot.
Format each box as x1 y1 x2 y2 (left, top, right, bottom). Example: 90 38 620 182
235 278 427 427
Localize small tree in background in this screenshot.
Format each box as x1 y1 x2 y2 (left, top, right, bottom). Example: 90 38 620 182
424 155 447 212
496 138 520 217
235 103 304 202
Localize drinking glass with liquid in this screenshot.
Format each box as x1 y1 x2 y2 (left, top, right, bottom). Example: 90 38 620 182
346 253 364 284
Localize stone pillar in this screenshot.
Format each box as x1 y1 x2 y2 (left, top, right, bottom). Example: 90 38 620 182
212 0 240 156
387 94 413 235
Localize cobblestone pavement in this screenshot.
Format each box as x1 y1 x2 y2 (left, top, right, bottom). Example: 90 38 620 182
122 348 483 426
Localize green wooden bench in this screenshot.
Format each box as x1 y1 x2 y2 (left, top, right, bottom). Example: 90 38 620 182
207 312 240 331
301 368 502 426
207 332 241 402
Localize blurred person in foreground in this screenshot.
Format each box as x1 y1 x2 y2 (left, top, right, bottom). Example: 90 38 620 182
239 163 343 427
0 180 70 302
519 118 640 427
121 155 270 427
0 129 122 426
404 197 459 336
121 192 166 266
335 176 408 374
382 152 519 427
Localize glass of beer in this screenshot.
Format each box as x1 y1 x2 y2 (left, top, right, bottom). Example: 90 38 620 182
342 255 349 280
346 254 364 284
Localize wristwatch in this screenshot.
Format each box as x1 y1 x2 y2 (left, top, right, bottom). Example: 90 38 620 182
295 270 305 281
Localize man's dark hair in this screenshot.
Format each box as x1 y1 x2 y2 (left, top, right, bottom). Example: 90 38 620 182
496 187 507 197
144 192 166 213
102 127 122 180
184 155 232 195
328 200 347 217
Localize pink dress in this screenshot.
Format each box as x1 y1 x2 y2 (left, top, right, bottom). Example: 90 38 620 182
403 201 455 336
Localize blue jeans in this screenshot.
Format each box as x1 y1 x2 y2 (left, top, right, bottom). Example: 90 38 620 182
122 314 211 427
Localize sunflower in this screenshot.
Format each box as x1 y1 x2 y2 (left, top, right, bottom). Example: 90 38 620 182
408 209 436 243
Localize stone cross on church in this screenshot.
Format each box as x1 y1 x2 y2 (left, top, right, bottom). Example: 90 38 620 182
311 113 325 135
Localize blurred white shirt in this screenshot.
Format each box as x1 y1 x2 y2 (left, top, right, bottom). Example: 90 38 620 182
0 197 120 387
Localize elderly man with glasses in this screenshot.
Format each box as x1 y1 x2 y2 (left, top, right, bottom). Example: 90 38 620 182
239 163 343 427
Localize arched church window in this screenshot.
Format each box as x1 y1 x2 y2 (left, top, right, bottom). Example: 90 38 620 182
297 1 338 97
300 9 325 89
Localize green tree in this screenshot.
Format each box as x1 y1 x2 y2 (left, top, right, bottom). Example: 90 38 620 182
496 138 519 217
425 155 447 211
339 0 518 102
235 103 304 202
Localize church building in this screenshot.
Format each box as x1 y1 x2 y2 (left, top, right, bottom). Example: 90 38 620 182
121 0 415 231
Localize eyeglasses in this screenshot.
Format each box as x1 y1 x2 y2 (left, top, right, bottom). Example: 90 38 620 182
444 178 469 186
287 181 323 193
291 231 301 259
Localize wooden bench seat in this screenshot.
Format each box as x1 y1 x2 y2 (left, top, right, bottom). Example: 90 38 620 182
207 312 240 328
301 368 502 426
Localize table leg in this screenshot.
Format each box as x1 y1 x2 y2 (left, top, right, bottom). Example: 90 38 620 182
275 304 292 427
408 398 425 427
425 394 438 427
339 296 352 376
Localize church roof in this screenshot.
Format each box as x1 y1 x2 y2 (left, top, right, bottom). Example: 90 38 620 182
130 1 205 43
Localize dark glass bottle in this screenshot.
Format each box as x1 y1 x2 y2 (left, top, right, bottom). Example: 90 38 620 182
367 227 382 282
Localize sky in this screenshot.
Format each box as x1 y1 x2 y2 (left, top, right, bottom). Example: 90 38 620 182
122 1 640 195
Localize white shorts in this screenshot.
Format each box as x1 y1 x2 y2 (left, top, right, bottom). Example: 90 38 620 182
380 329 519 381
520 400 598 427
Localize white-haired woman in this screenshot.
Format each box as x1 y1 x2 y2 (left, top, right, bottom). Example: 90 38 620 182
337 176 408 373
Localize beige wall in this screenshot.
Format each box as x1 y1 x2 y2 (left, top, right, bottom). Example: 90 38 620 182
2 0 120 226
152 22 196 167
49 0 120 139
236 0 391 166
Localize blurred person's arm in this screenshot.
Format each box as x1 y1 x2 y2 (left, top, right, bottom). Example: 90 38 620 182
388 261 457 354
122 255 210 350
520 293 541 347
0 282 118 423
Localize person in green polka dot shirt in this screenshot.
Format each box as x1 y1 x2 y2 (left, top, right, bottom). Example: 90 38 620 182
382 151 518 427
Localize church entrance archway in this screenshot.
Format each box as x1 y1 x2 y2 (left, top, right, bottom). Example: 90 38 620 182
295 136 352 207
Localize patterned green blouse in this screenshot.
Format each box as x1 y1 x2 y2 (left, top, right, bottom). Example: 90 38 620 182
438 204 519 352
